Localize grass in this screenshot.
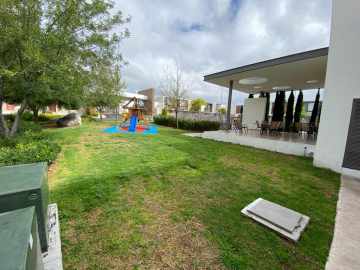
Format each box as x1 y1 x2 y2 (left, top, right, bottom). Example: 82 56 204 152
46 120 340 270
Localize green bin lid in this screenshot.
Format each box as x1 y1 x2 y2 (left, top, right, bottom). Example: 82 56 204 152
0 163 47 195
0 207 36 270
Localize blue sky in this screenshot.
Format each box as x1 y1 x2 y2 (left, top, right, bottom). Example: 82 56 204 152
115 0 332 104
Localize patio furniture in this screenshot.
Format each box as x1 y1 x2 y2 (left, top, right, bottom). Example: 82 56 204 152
261 121 271 135
269 121 282 135
233 118 248 134
256 121 265 134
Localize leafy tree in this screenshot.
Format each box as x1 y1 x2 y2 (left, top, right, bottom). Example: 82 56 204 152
285 90 295 131
273 91 285 122
0 0 130 137
159 63 188 129
294 90 304 130
190 98 207 112
218 107 226 114
264 92 270 122
86 65 125 120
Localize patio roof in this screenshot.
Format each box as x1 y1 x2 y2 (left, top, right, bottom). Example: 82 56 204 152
204 47 329 94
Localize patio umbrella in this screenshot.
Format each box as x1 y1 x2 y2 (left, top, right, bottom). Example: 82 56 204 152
285 90 295 131
293 90 303 130
310 89 321 131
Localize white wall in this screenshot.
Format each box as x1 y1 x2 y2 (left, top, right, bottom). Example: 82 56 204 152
314 0 360 177
242 98 266 129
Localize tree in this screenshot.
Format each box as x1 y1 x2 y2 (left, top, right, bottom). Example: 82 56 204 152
264 92 270 122
190 98 207 112
293 90 304 131
218 107 226 114
273 91 285 122
285 91 295 131
310 89 320 125
86 65 125 120
159 63 188 128
0 0 130 137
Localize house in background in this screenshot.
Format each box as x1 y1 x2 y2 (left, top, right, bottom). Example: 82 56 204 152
1 103 20 114
203 0 360 177
1 102 72 115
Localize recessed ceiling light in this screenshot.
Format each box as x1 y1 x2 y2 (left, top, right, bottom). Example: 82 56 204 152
272 86 291 90
239 77 268 85
306 80 319 84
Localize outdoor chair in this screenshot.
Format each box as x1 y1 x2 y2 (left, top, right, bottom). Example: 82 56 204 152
256 121 262 134
261 121 271 135
298 123 309 137
233 118 248 134
269 121 282 136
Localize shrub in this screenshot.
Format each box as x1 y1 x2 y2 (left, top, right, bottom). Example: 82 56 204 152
37 113 63 122
0 140 61 166
153 116 220 132
22 111 34 121
0 127 61 166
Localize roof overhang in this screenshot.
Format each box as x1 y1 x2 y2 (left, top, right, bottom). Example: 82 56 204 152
204 47 329 94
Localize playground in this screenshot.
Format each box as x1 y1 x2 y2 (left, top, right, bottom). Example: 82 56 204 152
103 96 158 135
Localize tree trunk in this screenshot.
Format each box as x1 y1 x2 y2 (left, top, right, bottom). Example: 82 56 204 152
0 78 10 138
32 107 39 122
9 99 27 137
176 99 179 129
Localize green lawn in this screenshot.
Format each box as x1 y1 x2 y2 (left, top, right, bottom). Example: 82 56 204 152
47 121 340 270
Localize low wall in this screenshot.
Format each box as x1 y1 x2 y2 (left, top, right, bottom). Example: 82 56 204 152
172 111 225 122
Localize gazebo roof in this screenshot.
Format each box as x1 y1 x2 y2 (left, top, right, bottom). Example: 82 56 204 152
204 47 328 94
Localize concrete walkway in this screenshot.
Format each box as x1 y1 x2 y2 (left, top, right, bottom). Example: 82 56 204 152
326 175 360 270
184 131 316 157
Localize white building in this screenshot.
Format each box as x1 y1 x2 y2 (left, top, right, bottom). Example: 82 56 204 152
204 0 360 178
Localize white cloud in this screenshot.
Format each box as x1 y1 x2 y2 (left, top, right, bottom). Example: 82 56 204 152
115 0 331 105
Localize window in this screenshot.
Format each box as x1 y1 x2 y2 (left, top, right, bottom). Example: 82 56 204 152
307 102 314 112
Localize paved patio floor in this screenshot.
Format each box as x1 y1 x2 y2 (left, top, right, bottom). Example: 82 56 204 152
184 130 316 157
326 175 360 270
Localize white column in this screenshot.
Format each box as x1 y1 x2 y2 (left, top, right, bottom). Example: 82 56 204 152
226 80 233 129
314 0 360 177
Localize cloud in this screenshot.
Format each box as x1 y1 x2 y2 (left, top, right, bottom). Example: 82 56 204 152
115 0 331 105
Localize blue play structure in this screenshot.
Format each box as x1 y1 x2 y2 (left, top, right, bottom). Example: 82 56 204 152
103 125 158 135
128 115 137 132
103 96 158 135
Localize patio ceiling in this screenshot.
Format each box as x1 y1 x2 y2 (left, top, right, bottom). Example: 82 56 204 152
204 47 328 94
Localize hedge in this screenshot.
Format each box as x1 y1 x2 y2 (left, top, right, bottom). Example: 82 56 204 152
153 115 220 132
0 123 61 166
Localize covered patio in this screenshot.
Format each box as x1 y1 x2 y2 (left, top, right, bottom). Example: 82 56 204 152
201 47 328 156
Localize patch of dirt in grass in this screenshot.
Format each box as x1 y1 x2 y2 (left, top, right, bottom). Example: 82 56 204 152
138 197 225 270
219 155 280 179
48 160 59 179
96 187 225 270
218 155 242 168
87 208 103 226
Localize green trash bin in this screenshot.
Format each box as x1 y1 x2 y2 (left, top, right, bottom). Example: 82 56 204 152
0 163 49 252
0 207 44 270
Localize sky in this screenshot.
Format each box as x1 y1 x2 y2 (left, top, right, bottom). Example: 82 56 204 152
114 0 332 105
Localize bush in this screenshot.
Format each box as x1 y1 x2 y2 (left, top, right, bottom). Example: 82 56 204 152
22 111 34 121
153 116 220 132
37 113 63 122
0 140 61 166
0 128 61 166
